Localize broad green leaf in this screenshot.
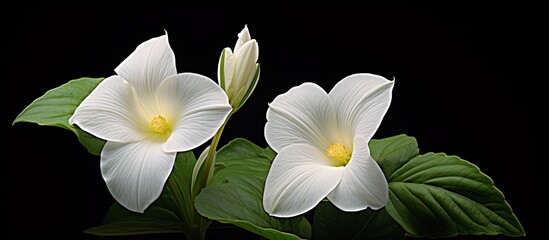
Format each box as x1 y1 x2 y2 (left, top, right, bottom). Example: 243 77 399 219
166 151 202 232
195 138 310 240
386 152 525 237
13 77 106 155
13 77 103 130
74 126 105 155
86 151 197 236
85 203 185 236
312 201 405 240
369 134 419 177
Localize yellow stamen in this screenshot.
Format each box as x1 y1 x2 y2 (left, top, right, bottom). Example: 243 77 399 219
150 115 169 134
326 143 351 166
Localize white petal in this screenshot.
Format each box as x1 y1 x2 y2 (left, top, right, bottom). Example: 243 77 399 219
114 33 177 99
233 40 258 97
328 74 394 142
238 63 260 108
263 144 344 217
101 140 176 213
327 135 388 211
246 63 260 95
265 83 337 152
234 25 251 52
225 49 236 93
157 73 232 152
69 76 148 143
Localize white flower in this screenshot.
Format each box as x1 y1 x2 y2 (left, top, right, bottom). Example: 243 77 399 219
263 74 394 217
69 33 232 213
218 25 260 110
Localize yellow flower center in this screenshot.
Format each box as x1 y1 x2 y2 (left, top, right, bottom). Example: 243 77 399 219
150 115 170 135
326 143 351 166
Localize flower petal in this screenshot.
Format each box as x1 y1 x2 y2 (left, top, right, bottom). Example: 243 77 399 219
237 63 260 109
114 33 177 99
328 74 394 142
234 25 251 52
101 140 176 213
327 135 388 211
233 40 259 96
263 144 344 217
265 83 337 152
157 73 232 152
69 76 148 143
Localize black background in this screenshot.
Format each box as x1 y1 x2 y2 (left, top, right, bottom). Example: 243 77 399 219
5 2 542 239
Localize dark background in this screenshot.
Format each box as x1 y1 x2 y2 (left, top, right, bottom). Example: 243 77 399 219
5 2 541 239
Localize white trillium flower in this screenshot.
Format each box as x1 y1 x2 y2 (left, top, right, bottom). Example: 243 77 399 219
218 25 260 110
263 74 394 217
69 33 232 213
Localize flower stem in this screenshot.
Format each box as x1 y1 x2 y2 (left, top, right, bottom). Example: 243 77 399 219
188 112 233 240
196 112 232 192
203 119 227 186
166 176 207 240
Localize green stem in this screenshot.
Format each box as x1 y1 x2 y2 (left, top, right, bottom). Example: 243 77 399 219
188 111 233 240
195 112 232 194
187 221 208 240
167 177 191 232
167 177 206 240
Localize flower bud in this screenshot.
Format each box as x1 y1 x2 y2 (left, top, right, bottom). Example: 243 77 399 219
218 25 260 111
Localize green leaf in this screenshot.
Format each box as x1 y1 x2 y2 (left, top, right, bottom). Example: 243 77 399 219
74 126 105 156
166 151 201 232
13 77 106 155
369 134 419 177
85 203 185 236
386 152 525 237
86 151 197 236
13 77 103 130
195 138 310 240
312 201 405 240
